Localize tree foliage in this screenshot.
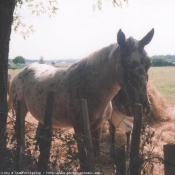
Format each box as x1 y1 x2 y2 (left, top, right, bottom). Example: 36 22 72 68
93 0 128 10
13 0 59 38
13 56 26 64
38 56 45 64
151 55 175 67
13 0 127 38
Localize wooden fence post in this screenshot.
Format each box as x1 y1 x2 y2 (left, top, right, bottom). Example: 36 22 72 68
81 99 95 172
35 122 44 150
164 144 175 175
109 122 126 175
115 146 126 175
37 91 55 173
129 103 143 175
16 100 25 171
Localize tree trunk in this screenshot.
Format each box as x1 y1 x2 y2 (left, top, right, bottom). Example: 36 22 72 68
0 0 15 151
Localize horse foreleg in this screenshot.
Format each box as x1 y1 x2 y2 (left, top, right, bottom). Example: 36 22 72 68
91 126 102 157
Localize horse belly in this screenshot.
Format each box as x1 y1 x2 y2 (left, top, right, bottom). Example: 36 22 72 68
24 89 72 129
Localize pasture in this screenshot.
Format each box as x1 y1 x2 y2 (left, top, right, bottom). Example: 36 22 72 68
9 66 175 105
149 66 175 105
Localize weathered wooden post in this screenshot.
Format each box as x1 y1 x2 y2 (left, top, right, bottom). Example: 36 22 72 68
81 99 96 172
129 103 143 175
115 146 126 175
35 122 44 150
109 122 126 175
37 91 55 173
164 144 175 175
16 100 25 171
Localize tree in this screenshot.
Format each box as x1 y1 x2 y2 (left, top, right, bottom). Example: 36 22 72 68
51 61 55 65
151 56 174 67
38 56 45 64
13 56 26 64
0 0 16 155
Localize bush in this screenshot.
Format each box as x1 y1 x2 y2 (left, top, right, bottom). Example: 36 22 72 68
13 56 26 64
151 56 173 67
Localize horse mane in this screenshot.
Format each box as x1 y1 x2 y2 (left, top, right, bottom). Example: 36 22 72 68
68 37 139 72
68 44 116 70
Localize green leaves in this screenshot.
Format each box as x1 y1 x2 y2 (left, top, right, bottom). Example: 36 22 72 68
12 56 26 64
13 0 59 39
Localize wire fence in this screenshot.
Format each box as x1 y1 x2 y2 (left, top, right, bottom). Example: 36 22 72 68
1 92 175 175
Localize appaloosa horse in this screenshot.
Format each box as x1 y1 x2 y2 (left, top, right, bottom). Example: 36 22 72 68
9 29 154 171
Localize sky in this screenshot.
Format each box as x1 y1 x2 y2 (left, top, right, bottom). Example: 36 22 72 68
9 0 175 60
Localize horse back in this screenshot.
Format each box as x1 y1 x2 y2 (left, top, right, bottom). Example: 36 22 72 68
9 64 59 117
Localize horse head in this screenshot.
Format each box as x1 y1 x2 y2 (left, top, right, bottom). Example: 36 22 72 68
117 29 154 115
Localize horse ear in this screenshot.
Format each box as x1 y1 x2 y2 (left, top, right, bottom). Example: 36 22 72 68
140 28 154 47
117 29 126 47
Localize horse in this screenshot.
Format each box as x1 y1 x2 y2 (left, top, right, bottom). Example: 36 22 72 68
9 29 154 171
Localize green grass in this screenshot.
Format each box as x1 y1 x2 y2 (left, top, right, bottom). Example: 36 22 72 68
9 69 22 79
9 65 25 70
149 66 175 104
9 66 175 104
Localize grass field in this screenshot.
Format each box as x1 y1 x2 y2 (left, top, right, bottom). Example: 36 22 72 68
9 69 21 79
9 66 175 105
149 67 175 105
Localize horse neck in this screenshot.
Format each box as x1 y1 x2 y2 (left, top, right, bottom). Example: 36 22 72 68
83 44 121 101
